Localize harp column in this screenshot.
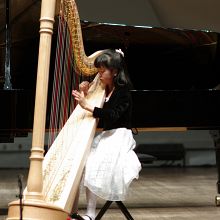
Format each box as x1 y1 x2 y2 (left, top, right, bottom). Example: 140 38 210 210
7 0 68 219
25 0 56 201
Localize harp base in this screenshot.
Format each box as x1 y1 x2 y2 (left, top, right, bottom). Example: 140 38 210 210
7 199 68 220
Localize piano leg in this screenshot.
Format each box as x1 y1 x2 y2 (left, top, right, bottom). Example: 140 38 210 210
210 130 220 206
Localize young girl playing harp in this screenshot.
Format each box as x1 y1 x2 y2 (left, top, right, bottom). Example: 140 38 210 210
72 49 141 220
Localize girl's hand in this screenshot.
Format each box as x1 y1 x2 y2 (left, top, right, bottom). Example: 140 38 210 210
79 81 89 96
72 90 87 108
72 90 94 113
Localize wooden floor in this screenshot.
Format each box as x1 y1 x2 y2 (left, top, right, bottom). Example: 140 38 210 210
1 167 220 219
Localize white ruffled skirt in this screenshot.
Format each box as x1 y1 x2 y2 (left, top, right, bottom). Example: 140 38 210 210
84 128 141 201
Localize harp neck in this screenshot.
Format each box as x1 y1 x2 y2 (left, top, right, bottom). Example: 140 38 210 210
62 0 102 76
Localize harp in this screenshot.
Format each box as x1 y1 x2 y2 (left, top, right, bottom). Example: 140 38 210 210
7 0 105 219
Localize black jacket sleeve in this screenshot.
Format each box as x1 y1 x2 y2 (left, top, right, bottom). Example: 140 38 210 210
93 87 131 123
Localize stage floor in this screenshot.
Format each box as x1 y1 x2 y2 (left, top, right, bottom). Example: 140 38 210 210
1 167 220 219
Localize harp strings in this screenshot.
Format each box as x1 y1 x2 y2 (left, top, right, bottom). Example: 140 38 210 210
48 12 80 148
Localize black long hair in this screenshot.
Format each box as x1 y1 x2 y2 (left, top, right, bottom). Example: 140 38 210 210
94 49 132 89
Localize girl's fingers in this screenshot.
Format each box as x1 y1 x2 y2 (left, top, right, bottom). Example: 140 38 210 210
80 84 89 92
72 90 84 100
72 92 79 98
72 90 80 95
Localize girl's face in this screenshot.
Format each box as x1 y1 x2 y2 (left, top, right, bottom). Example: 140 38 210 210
98 66 116 86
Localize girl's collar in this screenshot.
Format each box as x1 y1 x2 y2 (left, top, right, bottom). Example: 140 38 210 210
105 87 115 102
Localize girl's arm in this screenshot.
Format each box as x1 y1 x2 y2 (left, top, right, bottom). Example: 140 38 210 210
93 89 130 123
72 87 131 122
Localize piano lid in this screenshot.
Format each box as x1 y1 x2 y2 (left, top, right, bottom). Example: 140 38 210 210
81 21 220 90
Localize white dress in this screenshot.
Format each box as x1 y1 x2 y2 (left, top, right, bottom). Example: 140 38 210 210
84 127 142 201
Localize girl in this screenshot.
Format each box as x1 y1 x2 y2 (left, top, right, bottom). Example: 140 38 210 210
72 49 141 220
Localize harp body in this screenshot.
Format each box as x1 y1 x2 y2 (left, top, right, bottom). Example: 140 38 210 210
7 0 105 219
41 75 105 212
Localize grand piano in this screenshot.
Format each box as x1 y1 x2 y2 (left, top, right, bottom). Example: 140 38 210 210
1 14 220 205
